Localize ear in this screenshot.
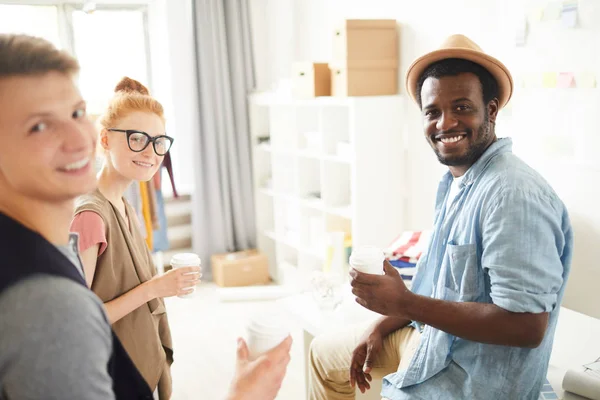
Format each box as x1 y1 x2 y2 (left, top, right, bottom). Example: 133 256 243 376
100 129 109 150
487 98 499 124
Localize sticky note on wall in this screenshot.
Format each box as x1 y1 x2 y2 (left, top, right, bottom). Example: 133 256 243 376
543 1 562 20
543 72 558 88
575 72 597 88
530 7 545 22
515 14 528 46
561 0 578 28
557 72 575 88
522 73 543 89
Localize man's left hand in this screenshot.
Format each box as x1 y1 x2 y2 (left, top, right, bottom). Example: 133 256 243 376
349 260 415 318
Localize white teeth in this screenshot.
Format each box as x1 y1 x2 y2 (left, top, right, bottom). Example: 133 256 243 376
134 161 153 167
440 136 464 144
62 158 90 171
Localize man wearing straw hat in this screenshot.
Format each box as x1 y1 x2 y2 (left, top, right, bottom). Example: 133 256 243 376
308 34 573 400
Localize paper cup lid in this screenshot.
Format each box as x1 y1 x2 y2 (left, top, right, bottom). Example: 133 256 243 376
350 246 384 265
247 311 290 336
170 253 201 266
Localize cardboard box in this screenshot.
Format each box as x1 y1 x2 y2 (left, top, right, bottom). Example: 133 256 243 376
329 60 398 96
291 62 331 98
211 250 270 287
332 19 398 63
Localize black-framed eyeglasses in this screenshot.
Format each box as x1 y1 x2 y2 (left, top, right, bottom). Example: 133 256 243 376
107 129 174 156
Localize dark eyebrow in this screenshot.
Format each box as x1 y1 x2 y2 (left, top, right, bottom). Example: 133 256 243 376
422 103 438 111
423 97 475 112
451 97 474 104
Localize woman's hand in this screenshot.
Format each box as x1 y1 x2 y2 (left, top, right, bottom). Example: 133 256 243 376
148 266 201 299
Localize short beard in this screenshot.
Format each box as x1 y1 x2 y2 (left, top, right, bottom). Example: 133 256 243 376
434 115 493 167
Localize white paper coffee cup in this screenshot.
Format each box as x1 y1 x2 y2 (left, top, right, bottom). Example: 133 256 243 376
349 246 385 275
245 311 290 361
170 253 201 299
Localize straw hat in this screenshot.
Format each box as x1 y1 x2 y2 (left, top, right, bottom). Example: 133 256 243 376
405 34 513 108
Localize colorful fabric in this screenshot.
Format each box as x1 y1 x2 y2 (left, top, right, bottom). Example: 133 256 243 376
384 230 432 263
146 180 159 230
389 259 417 281
152 188 170 253
162 152 178 198
139 181 153 250
123 182 145 239
389 259 416 269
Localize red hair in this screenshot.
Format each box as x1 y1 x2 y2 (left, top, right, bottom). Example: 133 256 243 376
98 77 164 129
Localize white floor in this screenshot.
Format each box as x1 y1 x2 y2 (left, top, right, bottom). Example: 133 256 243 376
165 283 306 400
165 284 600 400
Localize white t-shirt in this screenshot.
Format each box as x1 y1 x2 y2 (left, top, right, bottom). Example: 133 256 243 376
55 233 85 278
446 175 464 212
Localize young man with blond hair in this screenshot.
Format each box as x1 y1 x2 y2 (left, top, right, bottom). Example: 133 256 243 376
0 33 290 400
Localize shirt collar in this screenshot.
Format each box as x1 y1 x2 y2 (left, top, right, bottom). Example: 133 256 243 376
441 137 513 189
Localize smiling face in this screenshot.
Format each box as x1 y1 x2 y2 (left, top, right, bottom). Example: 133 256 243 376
420 72 499 176
101 111 165 182
0 72 97 203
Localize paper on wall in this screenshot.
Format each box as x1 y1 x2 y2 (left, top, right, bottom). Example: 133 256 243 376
515 14 528 46
530 7 545 22
543 72 558 88
557 72 576 88
576 72 597 88
523 72 543 89
561 1 579 28
543 1 562 20
515 75 526 89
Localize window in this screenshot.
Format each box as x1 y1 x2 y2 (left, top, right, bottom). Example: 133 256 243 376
0 3 151 116
0 5 61 47
71 8 150 115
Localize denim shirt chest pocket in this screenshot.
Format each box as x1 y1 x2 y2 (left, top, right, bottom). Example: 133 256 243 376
440 243 482 301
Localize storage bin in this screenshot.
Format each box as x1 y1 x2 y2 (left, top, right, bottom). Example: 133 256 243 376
332 19 398 63
329 60 398 96
291 62 331 98
212 250 270 287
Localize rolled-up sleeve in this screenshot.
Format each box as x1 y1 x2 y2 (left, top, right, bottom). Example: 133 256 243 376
481 190 568 313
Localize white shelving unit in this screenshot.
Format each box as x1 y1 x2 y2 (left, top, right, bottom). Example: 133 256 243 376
249 93 408 283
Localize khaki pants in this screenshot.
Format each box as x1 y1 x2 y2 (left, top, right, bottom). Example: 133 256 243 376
308 322 421 400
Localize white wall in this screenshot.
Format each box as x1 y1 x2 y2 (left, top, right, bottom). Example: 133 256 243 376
249 0 600 318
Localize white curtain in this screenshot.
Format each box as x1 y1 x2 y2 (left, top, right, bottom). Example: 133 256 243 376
191 0 256 278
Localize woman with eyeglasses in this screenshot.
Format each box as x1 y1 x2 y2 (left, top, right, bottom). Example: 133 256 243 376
70 77 201 400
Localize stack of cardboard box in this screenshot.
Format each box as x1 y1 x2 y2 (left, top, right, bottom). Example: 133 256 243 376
292 19 399 98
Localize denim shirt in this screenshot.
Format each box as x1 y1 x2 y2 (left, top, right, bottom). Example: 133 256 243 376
381 138 573 400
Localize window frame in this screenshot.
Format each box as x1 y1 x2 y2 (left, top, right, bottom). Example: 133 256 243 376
0 0 154 94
